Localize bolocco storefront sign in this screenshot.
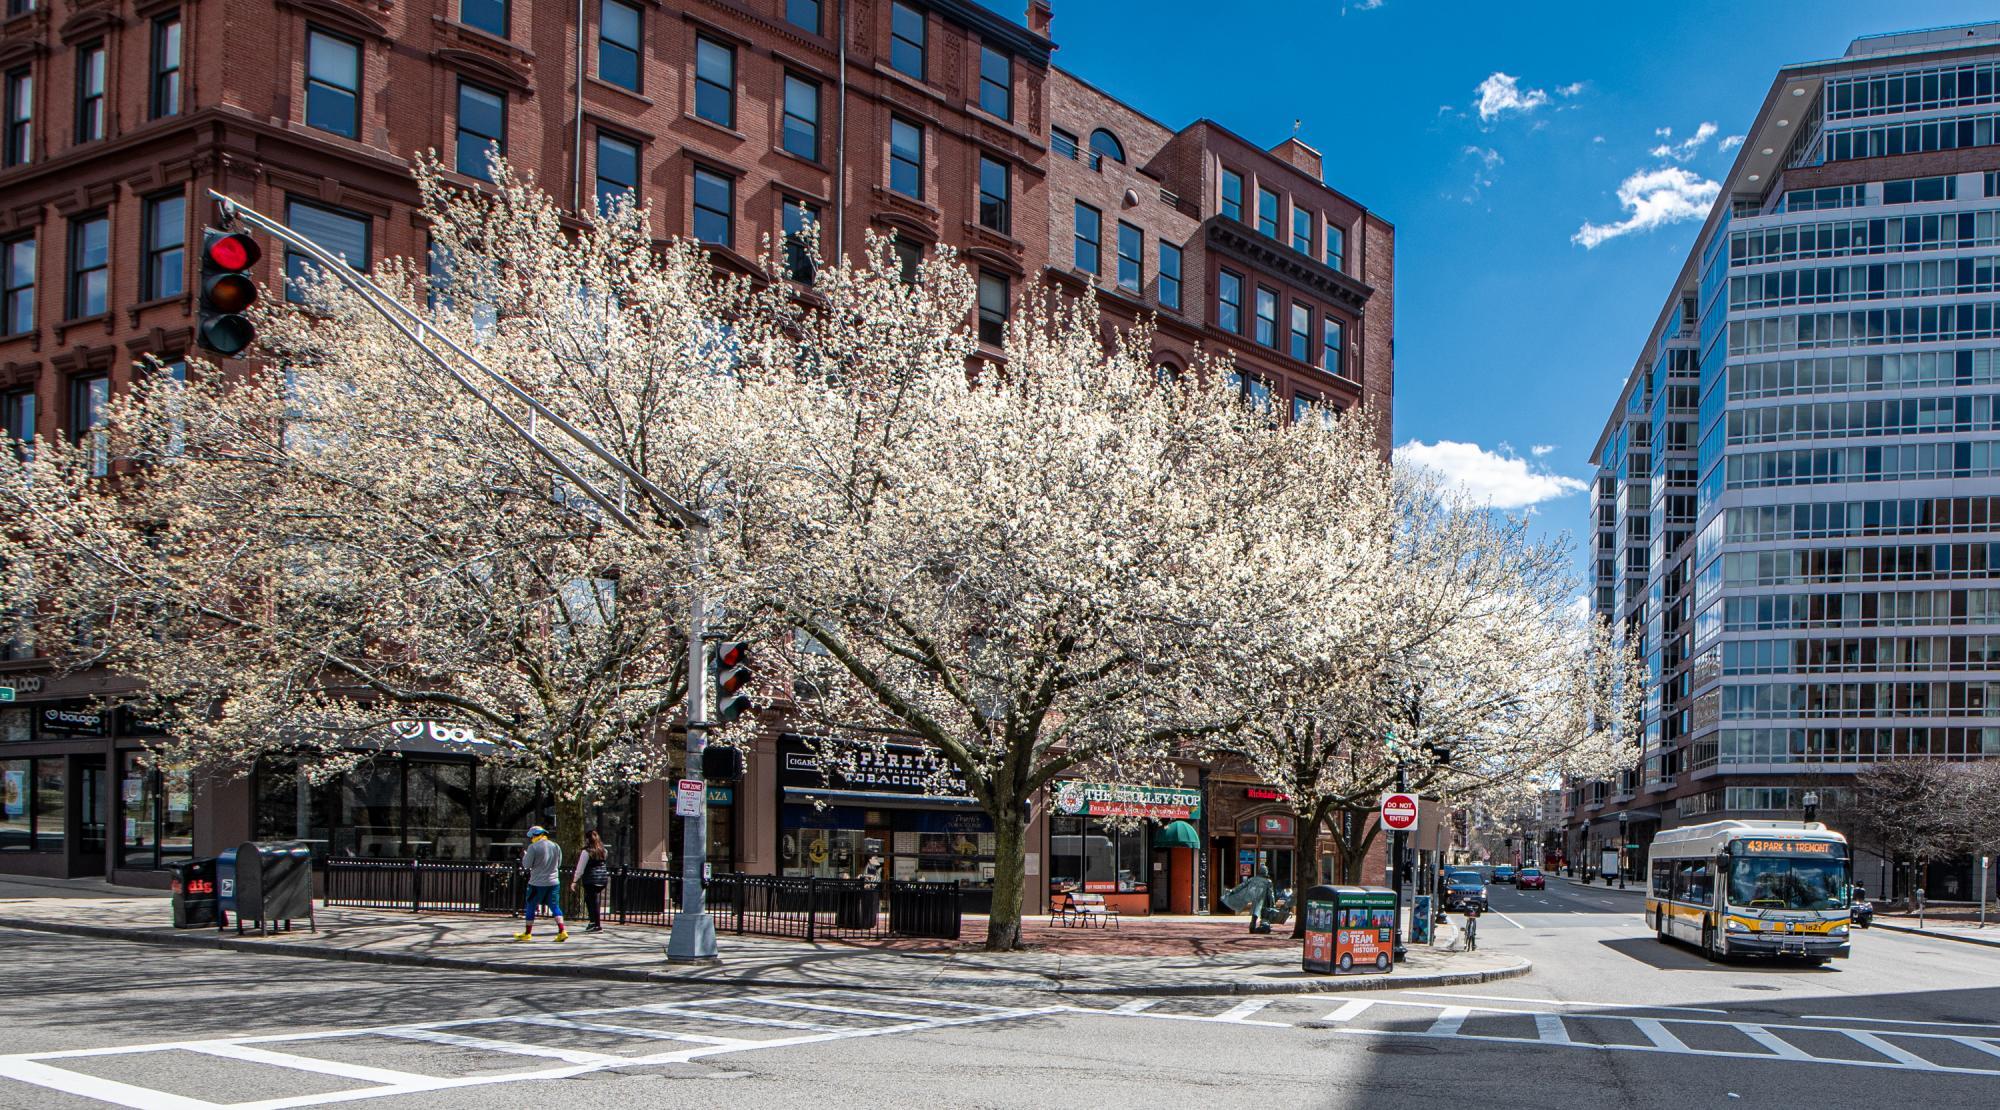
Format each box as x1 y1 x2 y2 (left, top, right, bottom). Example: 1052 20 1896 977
1052 781 1201 821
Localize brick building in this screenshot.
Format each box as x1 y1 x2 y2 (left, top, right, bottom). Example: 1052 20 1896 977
0 0 1396 911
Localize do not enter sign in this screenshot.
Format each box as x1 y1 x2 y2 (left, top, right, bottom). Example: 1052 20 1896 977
1379 792 1420 831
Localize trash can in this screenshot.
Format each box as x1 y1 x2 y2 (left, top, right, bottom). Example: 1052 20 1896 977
233 841 318 936
168 858 219 929
1329 886 1397 976
1301 885 1340 974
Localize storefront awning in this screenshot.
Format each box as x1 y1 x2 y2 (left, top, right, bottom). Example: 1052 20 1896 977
1153 820 1200 848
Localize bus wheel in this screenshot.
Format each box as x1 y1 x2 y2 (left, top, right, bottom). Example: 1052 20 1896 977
1657 919 1670 945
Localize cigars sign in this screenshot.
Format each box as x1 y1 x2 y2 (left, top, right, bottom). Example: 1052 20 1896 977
1052 781 1201 821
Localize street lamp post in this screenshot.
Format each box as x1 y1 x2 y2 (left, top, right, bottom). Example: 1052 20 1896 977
1617 811 1628 890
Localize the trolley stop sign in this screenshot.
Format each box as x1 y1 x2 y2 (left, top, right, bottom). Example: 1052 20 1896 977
1379 792 1420 831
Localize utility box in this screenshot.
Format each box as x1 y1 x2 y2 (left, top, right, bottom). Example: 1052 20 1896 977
1327 886 1397 975
168 858 219 929
232 841 317 936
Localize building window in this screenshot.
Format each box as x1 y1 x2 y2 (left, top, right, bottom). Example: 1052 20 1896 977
694 34 735 128
782 197 818 283
979 46 1010 120
978 155 1010 234
455 81 505 181
143 192 185 301
786 0 819 33
594 131 637 213
150 14 182 119
1115 222 1142 293
1256 186 1279 238
1 235 31 336
1220 168 1242 222
0 758 68 852
1292 207 1313 255
1158 241 1182 311
691 166 732 247
1254 286 1277 346
460 0 507 38
889 1 925 80
74 41 105 143
889 116 923 198
3 68 27 167
1326 225 1345 273
2 386 33 457
1289 302 1311 362
1073 201 1101 274
284 199 370 305
1050 126 1079 161
70 373 108 476
1050 814 1148 894
893 238 921 284
1089 128 1125 164
1322 317 1344 377
66 214 107 319
598 0 641 92
977 270 1008 346
306 28 361 138
1217 269 1242 332
782 73 819 161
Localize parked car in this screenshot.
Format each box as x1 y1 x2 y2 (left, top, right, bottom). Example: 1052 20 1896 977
1491 865 1517 885
1444 876 1489 912
1516 867 1546 890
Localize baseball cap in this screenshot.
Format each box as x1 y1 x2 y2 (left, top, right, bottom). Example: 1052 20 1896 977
527 826 547 837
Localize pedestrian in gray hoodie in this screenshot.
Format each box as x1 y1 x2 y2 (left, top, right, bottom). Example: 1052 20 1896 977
514 826 568 942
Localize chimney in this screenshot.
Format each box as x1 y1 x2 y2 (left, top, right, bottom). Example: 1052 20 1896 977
1027 1 1052 38
1270 137 1324 183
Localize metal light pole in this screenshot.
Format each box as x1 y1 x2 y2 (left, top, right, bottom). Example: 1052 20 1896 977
1391 758 1408 959
205 191 723 960
1617 811 1628 890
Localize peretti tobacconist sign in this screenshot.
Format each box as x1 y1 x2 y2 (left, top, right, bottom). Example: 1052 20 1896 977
1052 781 1202 821
779 735 972 798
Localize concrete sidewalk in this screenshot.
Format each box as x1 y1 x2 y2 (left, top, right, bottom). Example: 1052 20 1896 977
0 875 1527 997
1872 917 2000 949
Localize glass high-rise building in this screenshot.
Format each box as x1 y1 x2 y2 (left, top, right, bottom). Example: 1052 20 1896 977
1577 22 2000 900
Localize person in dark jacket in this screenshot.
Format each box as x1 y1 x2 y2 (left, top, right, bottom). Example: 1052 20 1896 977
571 828 611 933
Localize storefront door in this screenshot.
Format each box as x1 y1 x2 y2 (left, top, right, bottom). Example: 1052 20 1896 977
1150 848 1170 912
75 755 106 876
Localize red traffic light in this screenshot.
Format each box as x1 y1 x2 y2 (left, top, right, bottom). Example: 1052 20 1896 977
205 232 261 272
714 641 748 669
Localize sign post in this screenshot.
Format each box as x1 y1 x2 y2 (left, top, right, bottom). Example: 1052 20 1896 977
1381 790 1418 959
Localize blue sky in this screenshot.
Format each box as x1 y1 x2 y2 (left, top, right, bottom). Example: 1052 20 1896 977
1050 0 1997 570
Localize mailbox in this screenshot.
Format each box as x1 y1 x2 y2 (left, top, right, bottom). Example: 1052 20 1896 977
231 841 317 936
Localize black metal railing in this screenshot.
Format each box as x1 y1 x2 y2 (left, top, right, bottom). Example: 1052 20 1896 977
322 860 960 940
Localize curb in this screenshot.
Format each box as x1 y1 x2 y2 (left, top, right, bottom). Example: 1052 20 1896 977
0 914 1530 996
1872 921 2000 949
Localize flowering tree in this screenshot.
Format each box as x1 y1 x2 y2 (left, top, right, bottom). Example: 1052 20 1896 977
0 159 774 864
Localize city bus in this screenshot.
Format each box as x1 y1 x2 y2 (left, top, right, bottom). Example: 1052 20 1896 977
1645 819 1852 962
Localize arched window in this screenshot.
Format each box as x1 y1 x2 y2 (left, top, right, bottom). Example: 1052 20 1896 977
1088 128 1125 164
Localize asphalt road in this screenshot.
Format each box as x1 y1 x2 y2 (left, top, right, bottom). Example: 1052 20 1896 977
4 879 2000 1109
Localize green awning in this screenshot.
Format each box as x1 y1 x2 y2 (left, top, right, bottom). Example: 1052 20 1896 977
1153 820 1200 848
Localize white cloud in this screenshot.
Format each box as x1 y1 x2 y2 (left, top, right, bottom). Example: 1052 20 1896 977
1649 121 1718 161
1394 440 1589 509
1592 135 1606 144
1558 82 1587 97
1531 444 1556 457
1475 73 1550 122
1718 133 1745 152
1572 166 1720 249
1345 0 1386 9
1459 145 1504 200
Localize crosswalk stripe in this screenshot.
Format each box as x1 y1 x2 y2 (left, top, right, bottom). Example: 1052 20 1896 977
1632 1018 1690 1053
0 1058 219 1110
1110 999 1159 1014
373 1027 623 1065
1534 1013 1571 1045
1737 1024 1812 1060
185 1042 429 1086
1216 1000 1272 1023
743 999 933 1022
1841 1030 1932 1068
640 1005 836 1031
1321 1000 1374 1023
1426 1007 1470 1036
498 1015 748 1047
1953 1036 2000 1060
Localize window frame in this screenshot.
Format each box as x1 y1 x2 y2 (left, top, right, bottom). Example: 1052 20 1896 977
978 154 1010 235
593 130 639 214
693 34 736 129
1292 206 1314 255
68 372 109 477
0 233 32 336
786 0 820 34
597 0 642 92
1115 221 1142 293
142 190 186 302
1158 241 1182 311
149 13 182 120
1326 224 1346 273
1289 301 1311 363
1217 268 1242 333
1322 316 1345 377
888 115 923 199
283 198 372 305
690 165 734 248
889 1 926 81
459 0 509 38
1073 201 1101 274
65 213 108 320
1256 186 1279 238
782 196 819 284
1220 168 1243 222
978 45 1011 121
1088 128 1125 164
1 385 33 457
305 26 362 139
1254 285 1278 347
781 72 820 161
977 269 1008 347
74 39 106 144
454 79 506 182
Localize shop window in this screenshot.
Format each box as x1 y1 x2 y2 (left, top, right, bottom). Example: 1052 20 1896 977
893 810 993 884
118 757 193 869
1 757 65 851
1049 814 1147 893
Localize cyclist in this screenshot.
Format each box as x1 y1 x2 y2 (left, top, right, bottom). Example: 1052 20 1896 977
1462 902 1481 951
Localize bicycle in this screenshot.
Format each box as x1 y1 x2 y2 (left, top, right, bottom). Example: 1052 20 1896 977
1463 910 1480 951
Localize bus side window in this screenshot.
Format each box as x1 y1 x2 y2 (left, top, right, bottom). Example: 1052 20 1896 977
1652 861 1672 898
1689 861 1713 904
1673 861 1694 902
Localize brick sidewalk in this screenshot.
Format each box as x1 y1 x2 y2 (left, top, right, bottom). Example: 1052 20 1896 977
0 875 1526 996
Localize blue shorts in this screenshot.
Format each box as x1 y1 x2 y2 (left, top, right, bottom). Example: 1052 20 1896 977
524 884 562 917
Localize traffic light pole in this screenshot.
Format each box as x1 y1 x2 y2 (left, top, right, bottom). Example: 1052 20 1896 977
204 190 722 959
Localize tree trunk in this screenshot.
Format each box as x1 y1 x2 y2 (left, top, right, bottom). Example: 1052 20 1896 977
554 794 587 918
1289 809 1318 939
986 806 1028 951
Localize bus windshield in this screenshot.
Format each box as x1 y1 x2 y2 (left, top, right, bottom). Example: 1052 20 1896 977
1727 857 1848 911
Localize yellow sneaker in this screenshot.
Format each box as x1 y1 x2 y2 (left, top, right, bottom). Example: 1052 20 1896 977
553 930 570 943
512 932 533 942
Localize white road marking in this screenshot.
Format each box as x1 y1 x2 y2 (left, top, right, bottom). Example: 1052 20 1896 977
1426 1007 1471 1036
1321 999 1374 1023
1400 991 1729 1014
638 1006 836 1031
1842 1031 1933 1068
1734 1025 1813 1061
1109 999 1159 1014
1216 1000 1273 1023
373 1026 624 1065
182 1042 430 1087
1633 1017 1691 1052
1534 1013 1571 1045
743 998 936 1022
1803 1014 2000 1032
0 1059 217 1110
496 1014 747 1047
1490 910 1524 929
1954 1037 2000 1060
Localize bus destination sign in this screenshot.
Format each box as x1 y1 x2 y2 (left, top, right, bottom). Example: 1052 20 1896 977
1734 838 1844 857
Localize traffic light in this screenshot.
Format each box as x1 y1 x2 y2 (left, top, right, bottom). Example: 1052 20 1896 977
198 229 261 355
712 641 752 723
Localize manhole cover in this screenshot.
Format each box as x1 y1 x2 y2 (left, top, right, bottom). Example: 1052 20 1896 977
1367 1042 1441 1056
1735 985 1782 991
